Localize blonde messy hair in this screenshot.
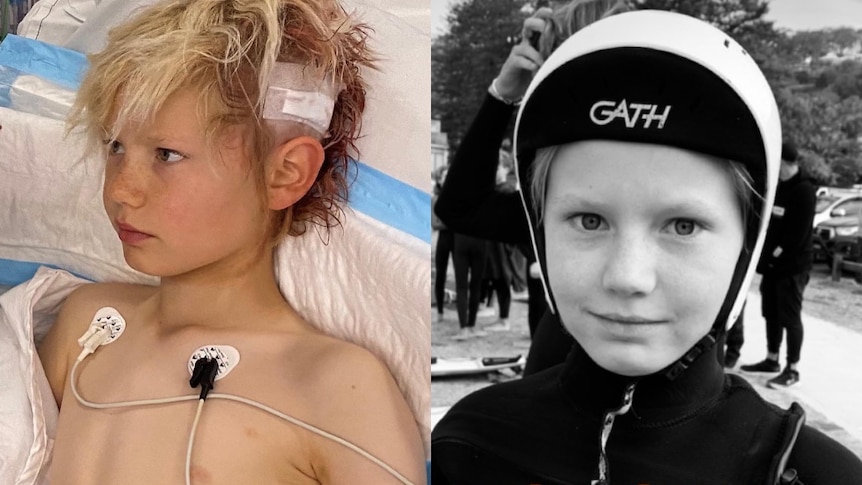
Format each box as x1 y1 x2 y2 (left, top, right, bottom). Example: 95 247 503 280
68 0 374 239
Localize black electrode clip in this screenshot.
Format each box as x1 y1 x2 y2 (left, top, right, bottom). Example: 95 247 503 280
189 356 219 400
780 468 805 485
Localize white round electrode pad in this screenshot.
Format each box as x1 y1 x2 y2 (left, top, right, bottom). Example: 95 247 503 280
91 306 126 343
187 345 241 381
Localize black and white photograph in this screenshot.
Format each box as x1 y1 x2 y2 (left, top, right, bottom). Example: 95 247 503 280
431 0 862 483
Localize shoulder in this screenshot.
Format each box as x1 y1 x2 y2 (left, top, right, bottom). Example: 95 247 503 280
286 332 411 418
723 376 862 482
301 337 415 428
458 365 564 408
38 282 155 405
51 281 151 337
60 281 152 314
433 365 565 443
295 337 426 483
788 425 862 483
432 368 573 485
790 175 817 199
54 282 154 340
310 333 374 361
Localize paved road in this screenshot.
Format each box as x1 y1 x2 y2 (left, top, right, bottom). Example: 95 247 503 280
734 289 862 452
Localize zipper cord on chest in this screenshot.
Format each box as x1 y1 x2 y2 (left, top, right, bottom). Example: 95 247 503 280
591 382 637 485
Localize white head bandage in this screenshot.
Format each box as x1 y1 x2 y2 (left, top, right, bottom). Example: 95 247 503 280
262 62 341 135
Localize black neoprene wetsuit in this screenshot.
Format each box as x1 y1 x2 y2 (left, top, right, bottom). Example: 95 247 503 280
432 338 862 484
431 94 862 484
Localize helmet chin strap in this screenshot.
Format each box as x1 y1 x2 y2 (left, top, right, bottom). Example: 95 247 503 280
663 327 720 380
660 236 753 381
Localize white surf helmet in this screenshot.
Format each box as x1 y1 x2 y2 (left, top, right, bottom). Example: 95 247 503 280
513 10 781 378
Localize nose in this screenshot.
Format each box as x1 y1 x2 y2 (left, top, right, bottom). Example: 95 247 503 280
104 155 146 208
601 233 657 296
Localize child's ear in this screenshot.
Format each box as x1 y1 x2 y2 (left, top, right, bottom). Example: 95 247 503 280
266 136 325 210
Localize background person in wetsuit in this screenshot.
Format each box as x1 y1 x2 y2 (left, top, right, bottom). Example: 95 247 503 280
432 169 455 323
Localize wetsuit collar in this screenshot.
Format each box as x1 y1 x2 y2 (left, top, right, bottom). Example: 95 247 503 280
559 340 725 424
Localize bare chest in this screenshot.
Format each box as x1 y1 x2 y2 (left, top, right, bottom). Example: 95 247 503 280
51 329 322 485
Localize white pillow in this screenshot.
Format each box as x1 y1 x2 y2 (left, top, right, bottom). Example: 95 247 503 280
0 268 83 485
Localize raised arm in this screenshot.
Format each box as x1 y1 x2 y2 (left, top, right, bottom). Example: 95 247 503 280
434 12 550 245
434 96 525 243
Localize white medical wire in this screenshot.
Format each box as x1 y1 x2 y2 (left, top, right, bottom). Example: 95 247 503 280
71 357 416 485
70 359 199 408
186 399 205 485
207 393 415 485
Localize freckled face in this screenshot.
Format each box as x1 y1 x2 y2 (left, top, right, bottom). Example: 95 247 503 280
542 140 744 376
103 89 267 277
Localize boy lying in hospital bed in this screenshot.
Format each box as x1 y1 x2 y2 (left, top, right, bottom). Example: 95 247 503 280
10 0 426 484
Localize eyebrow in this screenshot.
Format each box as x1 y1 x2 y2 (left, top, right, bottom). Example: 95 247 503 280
656 199 723 218
545 193 607 209
547 193 724 218
143 134 178 145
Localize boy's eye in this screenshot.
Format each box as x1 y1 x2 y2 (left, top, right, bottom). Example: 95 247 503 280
572 213 606 231
107 140 124 156
156 148 185 163
668 218 700 236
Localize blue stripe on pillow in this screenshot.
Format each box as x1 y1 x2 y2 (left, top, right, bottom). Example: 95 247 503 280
350 161 431 244
0 35 87 89
0 259 91 286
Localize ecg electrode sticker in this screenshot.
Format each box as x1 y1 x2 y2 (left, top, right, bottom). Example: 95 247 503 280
91 307 126 343
187 345 241 381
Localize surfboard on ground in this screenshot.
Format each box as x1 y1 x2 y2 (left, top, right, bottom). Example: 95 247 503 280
431 355 526 377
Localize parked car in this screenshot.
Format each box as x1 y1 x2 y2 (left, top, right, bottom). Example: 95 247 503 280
813 192 862 227
814 210 860 265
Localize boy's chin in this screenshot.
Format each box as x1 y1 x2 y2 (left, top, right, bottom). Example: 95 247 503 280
586 346 675 378
122 255 175 278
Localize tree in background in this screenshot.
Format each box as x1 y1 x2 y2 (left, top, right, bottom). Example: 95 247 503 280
432 0 526 154
768 27 862 186
628 0 771 36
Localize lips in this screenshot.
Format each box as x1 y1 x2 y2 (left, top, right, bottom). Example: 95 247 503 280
116 222 153 244
590 311 666 325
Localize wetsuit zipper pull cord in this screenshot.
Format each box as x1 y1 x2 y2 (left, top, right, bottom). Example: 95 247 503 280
591 382 637 485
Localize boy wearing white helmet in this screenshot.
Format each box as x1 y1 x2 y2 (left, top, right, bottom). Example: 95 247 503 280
432 9 862 485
